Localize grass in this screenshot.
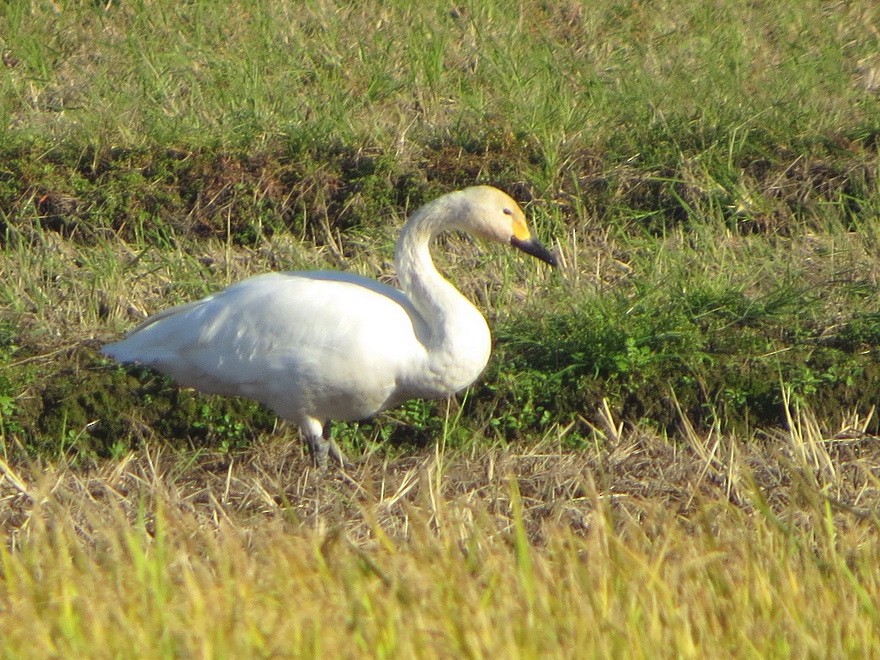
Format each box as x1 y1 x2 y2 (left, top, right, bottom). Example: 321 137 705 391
2 404 880 656
2 0 880 654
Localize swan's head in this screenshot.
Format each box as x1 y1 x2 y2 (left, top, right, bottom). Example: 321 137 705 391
452 186 557 266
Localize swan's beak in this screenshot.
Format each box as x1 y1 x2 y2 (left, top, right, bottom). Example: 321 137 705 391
511 236 558 267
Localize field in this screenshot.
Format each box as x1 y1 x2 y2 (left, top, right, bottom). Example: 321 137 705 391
2 0 880 655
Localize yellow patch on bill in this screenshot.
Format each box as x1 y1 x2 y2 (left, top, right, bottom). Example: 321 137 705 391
512 217 531 241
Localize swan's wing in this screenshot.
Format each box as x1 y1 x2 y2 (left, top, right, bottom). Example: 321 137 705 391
103 272 428 408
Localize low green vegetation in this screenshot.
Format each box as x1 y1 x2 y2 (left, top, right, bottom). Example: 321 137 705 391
1 0 880 655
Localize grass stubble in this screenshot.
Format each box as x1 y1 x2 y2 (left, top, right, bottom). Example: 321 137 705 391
2 399 880 657
1 0 880 656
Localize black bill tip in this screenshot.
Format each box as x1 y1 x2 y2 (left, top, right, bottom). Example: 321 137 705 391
511 236 558 267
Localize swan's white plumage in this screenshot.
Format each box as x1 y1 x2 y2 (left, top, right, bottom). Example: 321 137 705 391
103 186 556 467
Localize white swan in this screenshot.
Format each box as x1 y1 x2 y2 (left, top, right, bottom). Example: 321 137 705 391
103 186 556 467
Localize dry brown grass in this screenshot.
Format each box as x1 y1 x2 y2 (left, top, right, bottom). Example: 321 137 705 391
2 402 880 656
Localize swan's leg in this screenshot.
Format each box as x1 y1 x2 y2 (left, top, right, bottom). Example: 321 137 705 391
301 418 350 469
302 418 330 468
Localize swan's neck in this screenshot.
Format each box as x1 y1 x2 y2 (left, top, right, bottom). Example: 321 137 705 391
394 200 491 394
395 202 465 332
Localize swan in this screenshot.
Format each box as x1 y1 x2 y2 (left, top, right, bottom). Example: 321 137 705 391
102 186 557 467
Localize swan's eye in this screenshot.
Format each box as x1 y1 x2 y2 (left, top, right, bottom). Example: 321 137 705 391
502 208 513 216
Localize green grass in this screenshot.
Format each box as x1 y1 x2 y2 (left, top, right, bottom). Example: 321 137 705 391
2 0 880 654
0 0 877 452
3 1 879 172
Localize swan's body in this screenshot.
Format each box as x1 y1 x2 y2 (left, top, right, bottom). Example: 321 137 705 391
103 186 556 466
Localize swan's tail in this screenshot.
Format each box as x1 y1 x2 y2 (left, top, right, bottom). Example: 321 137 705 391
102 299 206 364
